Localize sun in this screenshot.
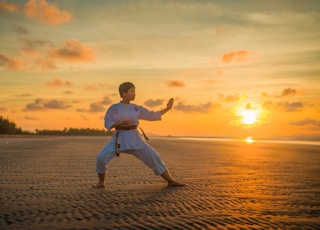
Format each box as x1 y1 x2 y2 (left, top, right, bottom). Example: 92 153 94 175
237 103 261 126
240 109 258 125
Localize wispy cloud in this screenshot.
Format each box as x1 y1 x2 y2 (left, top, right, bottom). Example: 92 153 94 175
281 101 303 112
80 115 88 120
0 53 24 70
219 93 245 102
24 116 37 120
245 103 256 110
221 51 256 64
144 99 164 108
6 38 57 71
72 100 82 104
49 39 95 62
167 80 186 88
46 77 72 88
25 0 71 25
0 47 57 71
100 96 112 105
15 94 33 97
23 98 71 111
63 90 73 95
263 100 304 112
21 38 53 51
280 88 297 97
290 118 320 127
175 101 220 113
84 85 99 91
33 56 57 70
0 38 95 71
13 24 29 35
87 96 113 113
88 102 105 113
0 0 19 12
262 88 306 99
277 87 306 97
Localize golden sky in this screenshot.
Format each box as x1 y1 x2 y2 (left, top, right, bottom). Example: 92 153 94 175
1 0 319 138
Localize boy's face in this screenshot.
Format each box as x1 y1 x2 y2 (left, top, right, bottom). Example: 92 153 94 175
123 87 136 101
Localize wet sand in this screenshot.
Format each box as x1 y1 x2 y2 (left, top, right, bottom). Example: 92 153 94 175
0 136 319 229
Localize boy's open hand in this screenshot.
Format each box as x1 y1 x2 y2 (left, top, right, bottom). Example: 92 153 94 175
167 98 174 110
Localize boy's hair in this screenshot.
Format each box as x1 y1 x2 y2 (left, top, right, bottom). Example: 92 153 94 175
119 82 135 98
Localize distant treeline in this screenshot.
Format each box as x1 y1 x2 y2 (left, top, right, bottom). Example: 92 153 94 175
0 116 27 135
0 116 112 136
35 128 113 136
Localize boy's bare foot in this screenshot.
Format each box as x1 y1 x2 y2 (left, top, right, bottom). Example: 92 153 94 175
92 183 105 189
167 181 186 187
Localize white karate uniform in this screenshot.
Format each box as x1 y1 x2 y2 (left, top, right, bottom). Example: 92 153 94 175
95 102 167 176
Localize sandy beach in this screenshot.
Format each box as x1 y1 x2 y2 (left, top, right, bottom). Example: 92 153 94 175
0 136 319 230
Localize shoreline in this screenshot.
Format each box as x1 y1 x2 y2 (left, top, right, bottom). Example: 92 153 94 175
1 134 320 146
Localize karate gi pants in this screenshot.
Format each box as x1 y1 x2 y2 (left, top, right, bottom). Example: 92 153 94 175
96 142 167 176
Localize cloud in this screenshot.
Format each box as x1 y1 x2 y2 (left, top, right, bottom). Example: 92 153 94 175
144 99 164 108
24 0 71 25
174 101 220 113
245 103 256 110
88 96 112 113
263 100 304 112
277 101 303 112
279 88 297 97
72 100 82 104
63 90 73 95
221 50 256 64
0 0 19 12
25 50 57 70
21 47 57 71
33 57 57 70
219 93 245 102
0 107 7 112
49 39 95 62
23 98 71 111
88 103 105 113
46 77 72 88
15 94 33 97
100 96 112 105
24 116 37 120
290 118 320 127
0 47 57 71
0 53 24 70
80 115 88 121
84 85 99 91
262 88 306 99
167 80 186 88
13 25 29 35
0 39 57 71
21 38 52 51
277 88 306 97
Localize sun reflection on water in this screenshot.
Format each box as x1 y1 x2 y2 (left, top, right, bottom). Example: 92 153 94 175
245 136 254 143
